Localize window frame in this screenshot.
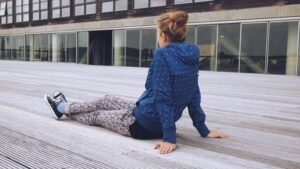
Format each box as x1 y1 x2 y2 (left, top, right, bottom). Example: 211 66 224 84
16 0 29 23
32 0 48 21
133 0 166 9
52 0 71 19
74 0 96 16
101 0 128 13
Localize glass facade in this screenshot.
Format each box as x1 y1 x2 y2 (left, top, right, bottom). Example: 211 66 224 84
240 23 267 74
75 0 96 16
141 29 156 67
77 32 88 64
126 30 140 67
268 22 298 75
217 24 240 72
52 0 70 18
197 25 217 71
113 30 126 66
0 20 300 76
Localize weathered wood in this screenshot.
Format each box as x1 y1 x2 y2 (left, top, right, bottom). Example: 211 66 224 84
0 60 299 169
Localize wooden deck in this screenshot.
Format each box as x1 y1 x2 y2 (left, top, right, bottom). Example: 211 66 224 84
0 60 299 169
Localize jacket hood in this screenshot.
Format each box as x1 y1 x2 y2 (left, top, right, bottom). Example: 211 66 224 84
166 43 200 65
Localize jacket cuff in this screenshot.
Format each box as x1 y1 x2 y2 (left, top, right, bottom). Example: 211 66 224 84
198 123 210 137
163 129 176 144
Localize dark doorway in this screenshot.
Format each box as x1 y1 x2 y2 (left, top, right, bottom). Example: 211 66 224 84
89 30 112 65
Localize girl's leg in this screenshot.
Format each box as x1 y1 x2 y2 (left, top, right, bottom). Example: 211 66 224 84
64 108 135 137
66 95 136 115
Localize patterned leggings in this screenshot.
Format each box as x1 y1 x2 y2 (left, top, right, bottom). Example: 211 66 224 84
64 95 136 137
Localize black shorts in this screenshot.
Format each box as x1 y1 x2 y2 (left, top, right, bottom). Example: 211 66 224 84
129 120 163 140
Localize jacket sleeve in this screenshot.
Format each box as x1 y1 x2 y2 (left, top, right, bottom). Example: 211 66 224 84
152 49 176 144
145 61 153 90
187 86 210 137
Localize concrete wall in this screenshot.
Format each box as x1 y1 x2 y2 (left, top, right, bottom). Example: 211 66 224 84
0 4 299 36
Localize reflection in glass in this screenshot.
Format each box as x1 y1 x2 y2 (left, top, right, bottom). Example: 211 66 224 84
240 23 267 74
217 24 240 72
0 37 5 60
77 32 88 64
113 30 125 66
268 22 298 75
134 0 148 9
115 0 127 11
185 26 195 44
33 34 51 61
4 37 11 60
57 33 66 62
151 0 166 7
175 0 193 4
25 35 33 61
11 36 25 61
67 33 76 63
141 29 156 67
197 25 217 71
102 1 113 13
126 30 140 67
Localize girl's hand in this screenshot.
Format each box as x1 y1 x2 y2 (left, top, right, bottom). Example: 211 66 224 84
154 142 176 154
207 130 229 139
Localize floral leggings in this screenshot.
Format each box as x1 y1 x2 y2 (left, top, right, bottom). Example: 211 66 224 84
64 95 136 137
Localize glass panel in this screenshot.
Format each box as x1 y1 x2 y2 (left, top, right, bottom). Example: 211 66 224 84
33 3 39 11
62 7 70 17
34 34 51 61
113 30 125 66
240 23 267 74
11 37 17 60
33 12 39 20
0 37 5 60
52 0 60 8
16 0 22 6
126 30 140 67
141 29 156 67
7 16 12 23
23 5 29 12
7 8 12 14
57 33 66 62
86 0 96 3
134 0 148 9
75 0 84 4
4 37 11 60
16 14 22 22
62 0 70 6
67 33 76 63
41 2 48 9
23 14 29 22
25 35 33 61
197 25 217 71
16 6 22 13
151 0 166 7
52 9 60 18
185 26 195 44
86 4 96 14
195 0 213 2
217 24 240 72
33 0 39 3
268 22 298 75
115 0 127 11
16 36 24 61
24 0 29 5
175 0 193 4
41 11 48 20
77 31 88 64
1 17 6 24
7 1 12 8
75 5 84 16
102 1 113 13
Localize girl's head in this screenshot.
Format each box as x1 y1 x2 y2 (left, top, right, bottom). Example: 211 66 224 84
157 11 188 47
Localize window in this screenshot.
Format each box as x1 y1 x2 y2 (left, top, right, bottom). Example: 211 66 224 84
126 30 140 67
268 22 298 75
57 33 76 63
32 0 48 21
175 0 213 4
185 26 196 44
75 0 96 16
141 29 156 67
1 1 13 24
134 0 165 9
197 25 217 71
11 36 25 60
217 24 240 72
77 32 88 64
240 23 267 74
52 0 70 18
16 0 29 23
113 30 125 66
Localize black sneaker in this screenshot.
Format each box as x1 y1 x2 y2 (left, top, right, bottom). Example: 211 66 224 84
44 94 64 120
52 90 67 103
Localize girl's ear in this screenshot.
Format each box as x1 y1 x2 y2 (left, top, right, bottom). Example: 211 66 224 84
162 32 168 42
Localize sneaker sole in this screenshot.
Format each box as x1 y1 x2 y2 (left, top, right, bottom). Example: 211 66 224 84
44 94 60 120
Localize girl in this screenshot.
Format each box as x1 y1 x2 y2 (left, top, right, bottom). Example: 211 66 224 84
44 11 229 155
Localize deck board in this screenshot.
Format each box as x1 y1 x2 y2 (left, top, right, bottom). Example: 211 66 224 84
0 61 299 169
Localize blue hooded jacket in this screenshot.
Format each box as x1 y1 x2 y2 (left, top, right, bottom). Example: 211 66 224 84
133 43 210 144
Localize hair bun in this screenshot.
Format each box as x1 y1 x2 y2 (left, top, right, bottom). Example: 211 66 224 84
170 11 188 27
